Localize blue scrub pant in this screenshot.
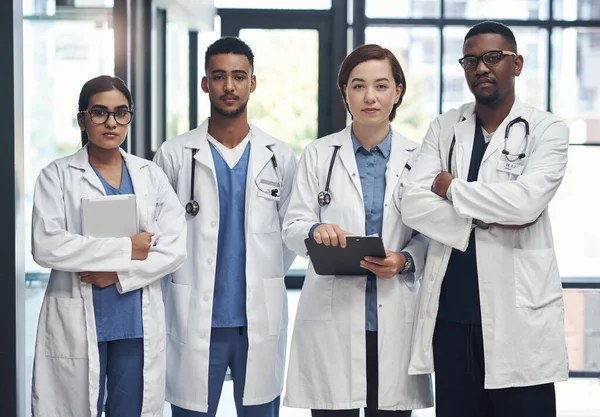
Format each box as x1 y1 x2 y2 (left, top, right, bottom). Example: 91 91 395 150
96 338 144 417
433 319 556 417
171 327 280 417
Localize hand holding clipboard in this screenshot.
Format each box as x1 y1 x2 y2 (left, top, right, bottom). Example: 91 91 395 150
305 223 386 276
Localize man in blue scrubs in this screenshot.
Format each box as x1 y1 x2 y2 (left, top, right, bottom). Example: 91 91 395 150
154 37 297 417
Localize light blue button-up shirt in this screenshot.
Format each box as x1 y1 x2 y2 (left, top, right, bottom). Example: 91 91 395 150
309 130 415 331
352 130 390 331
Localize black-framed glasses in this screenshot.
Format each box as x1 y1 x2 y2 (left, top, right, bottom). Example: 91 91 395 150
458 50 517 71
80 109 134 125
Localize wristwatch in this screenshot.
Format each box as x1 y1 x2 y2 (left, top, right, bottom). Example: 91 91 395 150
401 251 412 272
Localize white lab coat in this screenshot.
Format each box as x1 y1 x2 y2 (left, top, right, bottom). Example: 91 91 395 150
282 126 433 411
153 118 297 412
31 146 187 417
402 98 570 389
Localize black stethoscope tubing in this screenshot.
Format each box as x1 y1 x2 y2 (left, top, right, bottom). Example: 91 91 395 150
186 145 280 216
447 116 529 176
318 145 341 207
186 149 200 216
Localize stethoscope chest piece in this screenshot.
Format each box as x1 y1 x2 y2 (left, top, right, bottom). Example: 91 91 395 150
186 200 199 216
318 191 331 207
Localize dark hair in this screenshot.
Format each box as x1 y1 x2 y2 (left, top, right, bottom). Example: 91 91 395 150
337 44 407 122
205 36 254 73
78 75 133 147
464 21 518 53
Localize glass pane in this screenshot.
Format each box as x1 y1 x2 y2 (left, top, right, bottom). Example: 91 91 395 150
442 27 548 113
444 0 548 19
238 29 319 157
24 17 114 410
564 289 600 374
238 29 318 274
553 0 600 20
166 20 190 140
366 0 440 18
365 26 441 143
550 146 600 278
551 28 600 144
74 0 113 6
216 0 331 9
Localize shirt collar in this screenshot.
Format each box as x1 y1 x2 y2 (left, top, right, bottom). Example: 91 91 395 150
351 127 392 158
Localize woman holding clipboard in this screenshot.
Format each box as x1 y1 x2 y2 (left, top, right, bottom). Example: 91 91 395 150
30 75 186 417
282 45 433 416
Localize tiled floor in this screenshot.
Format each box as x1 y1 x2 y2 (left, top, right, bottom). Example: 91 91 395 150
25 285 600 417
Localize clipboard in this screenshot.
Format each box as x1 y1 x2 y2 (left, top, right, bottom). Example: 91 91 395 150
304 236 386 276
81 194 138 238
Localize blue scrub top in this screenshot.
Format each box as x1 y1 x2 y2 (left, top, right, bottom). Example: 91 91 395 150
210 142 251 328
90 159 144 342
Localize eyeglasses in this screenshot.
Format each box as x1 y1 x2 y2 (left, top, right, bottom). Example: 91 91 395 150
458 50 517 71
80 109 134 125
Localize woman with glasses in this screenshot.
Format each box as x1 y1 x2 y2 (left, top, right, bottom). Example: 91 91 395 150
30 75 187 417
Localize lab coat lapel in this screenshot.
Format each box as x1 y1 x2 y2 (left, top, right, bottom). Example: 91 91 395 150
185 118 216 175
69 145 107 195
383 133 414 222
452 111 476 180
121 149 149 232
248 128 277 185
332 127 363 203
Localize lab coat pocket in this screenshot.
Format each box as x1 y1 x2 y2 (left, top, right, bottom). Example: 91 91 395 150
252 193 279 234
44 297 88 359
514 248 562 309
164 279 191 344
296 275 333 321
263 277 285 335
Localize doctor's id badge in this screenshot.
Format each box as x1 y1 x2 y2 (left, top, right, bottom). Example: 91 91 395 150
496 157 527 176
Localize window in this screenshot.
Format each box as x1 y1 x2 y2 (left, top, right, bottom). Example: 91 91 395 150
366 0 440 18
365 26 440 142
166 20 190 139
215 0 331 9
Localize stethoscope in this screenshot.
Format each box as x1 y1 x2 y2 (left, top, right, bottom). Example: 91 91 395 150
186 145 280 216
317 144 413 207
318 145 341 207
447 116 529 176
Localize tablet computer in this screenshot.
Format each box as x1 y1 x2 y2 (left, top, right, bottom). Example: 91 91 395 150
304 236 386 276
81 194 138 238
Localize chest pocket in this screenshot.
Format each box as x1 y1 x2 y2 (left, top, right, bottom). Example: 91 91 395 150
251 189 280 233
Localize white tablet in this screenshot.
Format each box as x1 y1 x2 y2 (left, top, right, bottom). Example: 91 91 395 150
81 194 138 238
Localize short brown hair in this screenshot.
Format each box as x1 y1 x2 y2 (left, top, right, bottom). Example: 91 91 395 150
337 44 407 122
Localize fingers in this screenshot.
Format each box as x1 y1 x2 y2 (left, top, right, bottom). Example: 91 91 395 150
359 260 395 279
313 230 323 244
332 225 349 248
314 224 353 247
79 271 92 278
363 252 393 266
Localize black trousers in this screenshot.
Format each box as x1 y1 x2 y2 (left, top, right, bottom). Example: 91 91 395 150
433 319 557 417
311 331 412 417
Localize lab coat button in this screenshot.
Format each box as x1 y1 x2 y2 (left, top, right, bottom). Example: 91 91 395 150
207 258 213 265
203 294 210 302
211 220 217 227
